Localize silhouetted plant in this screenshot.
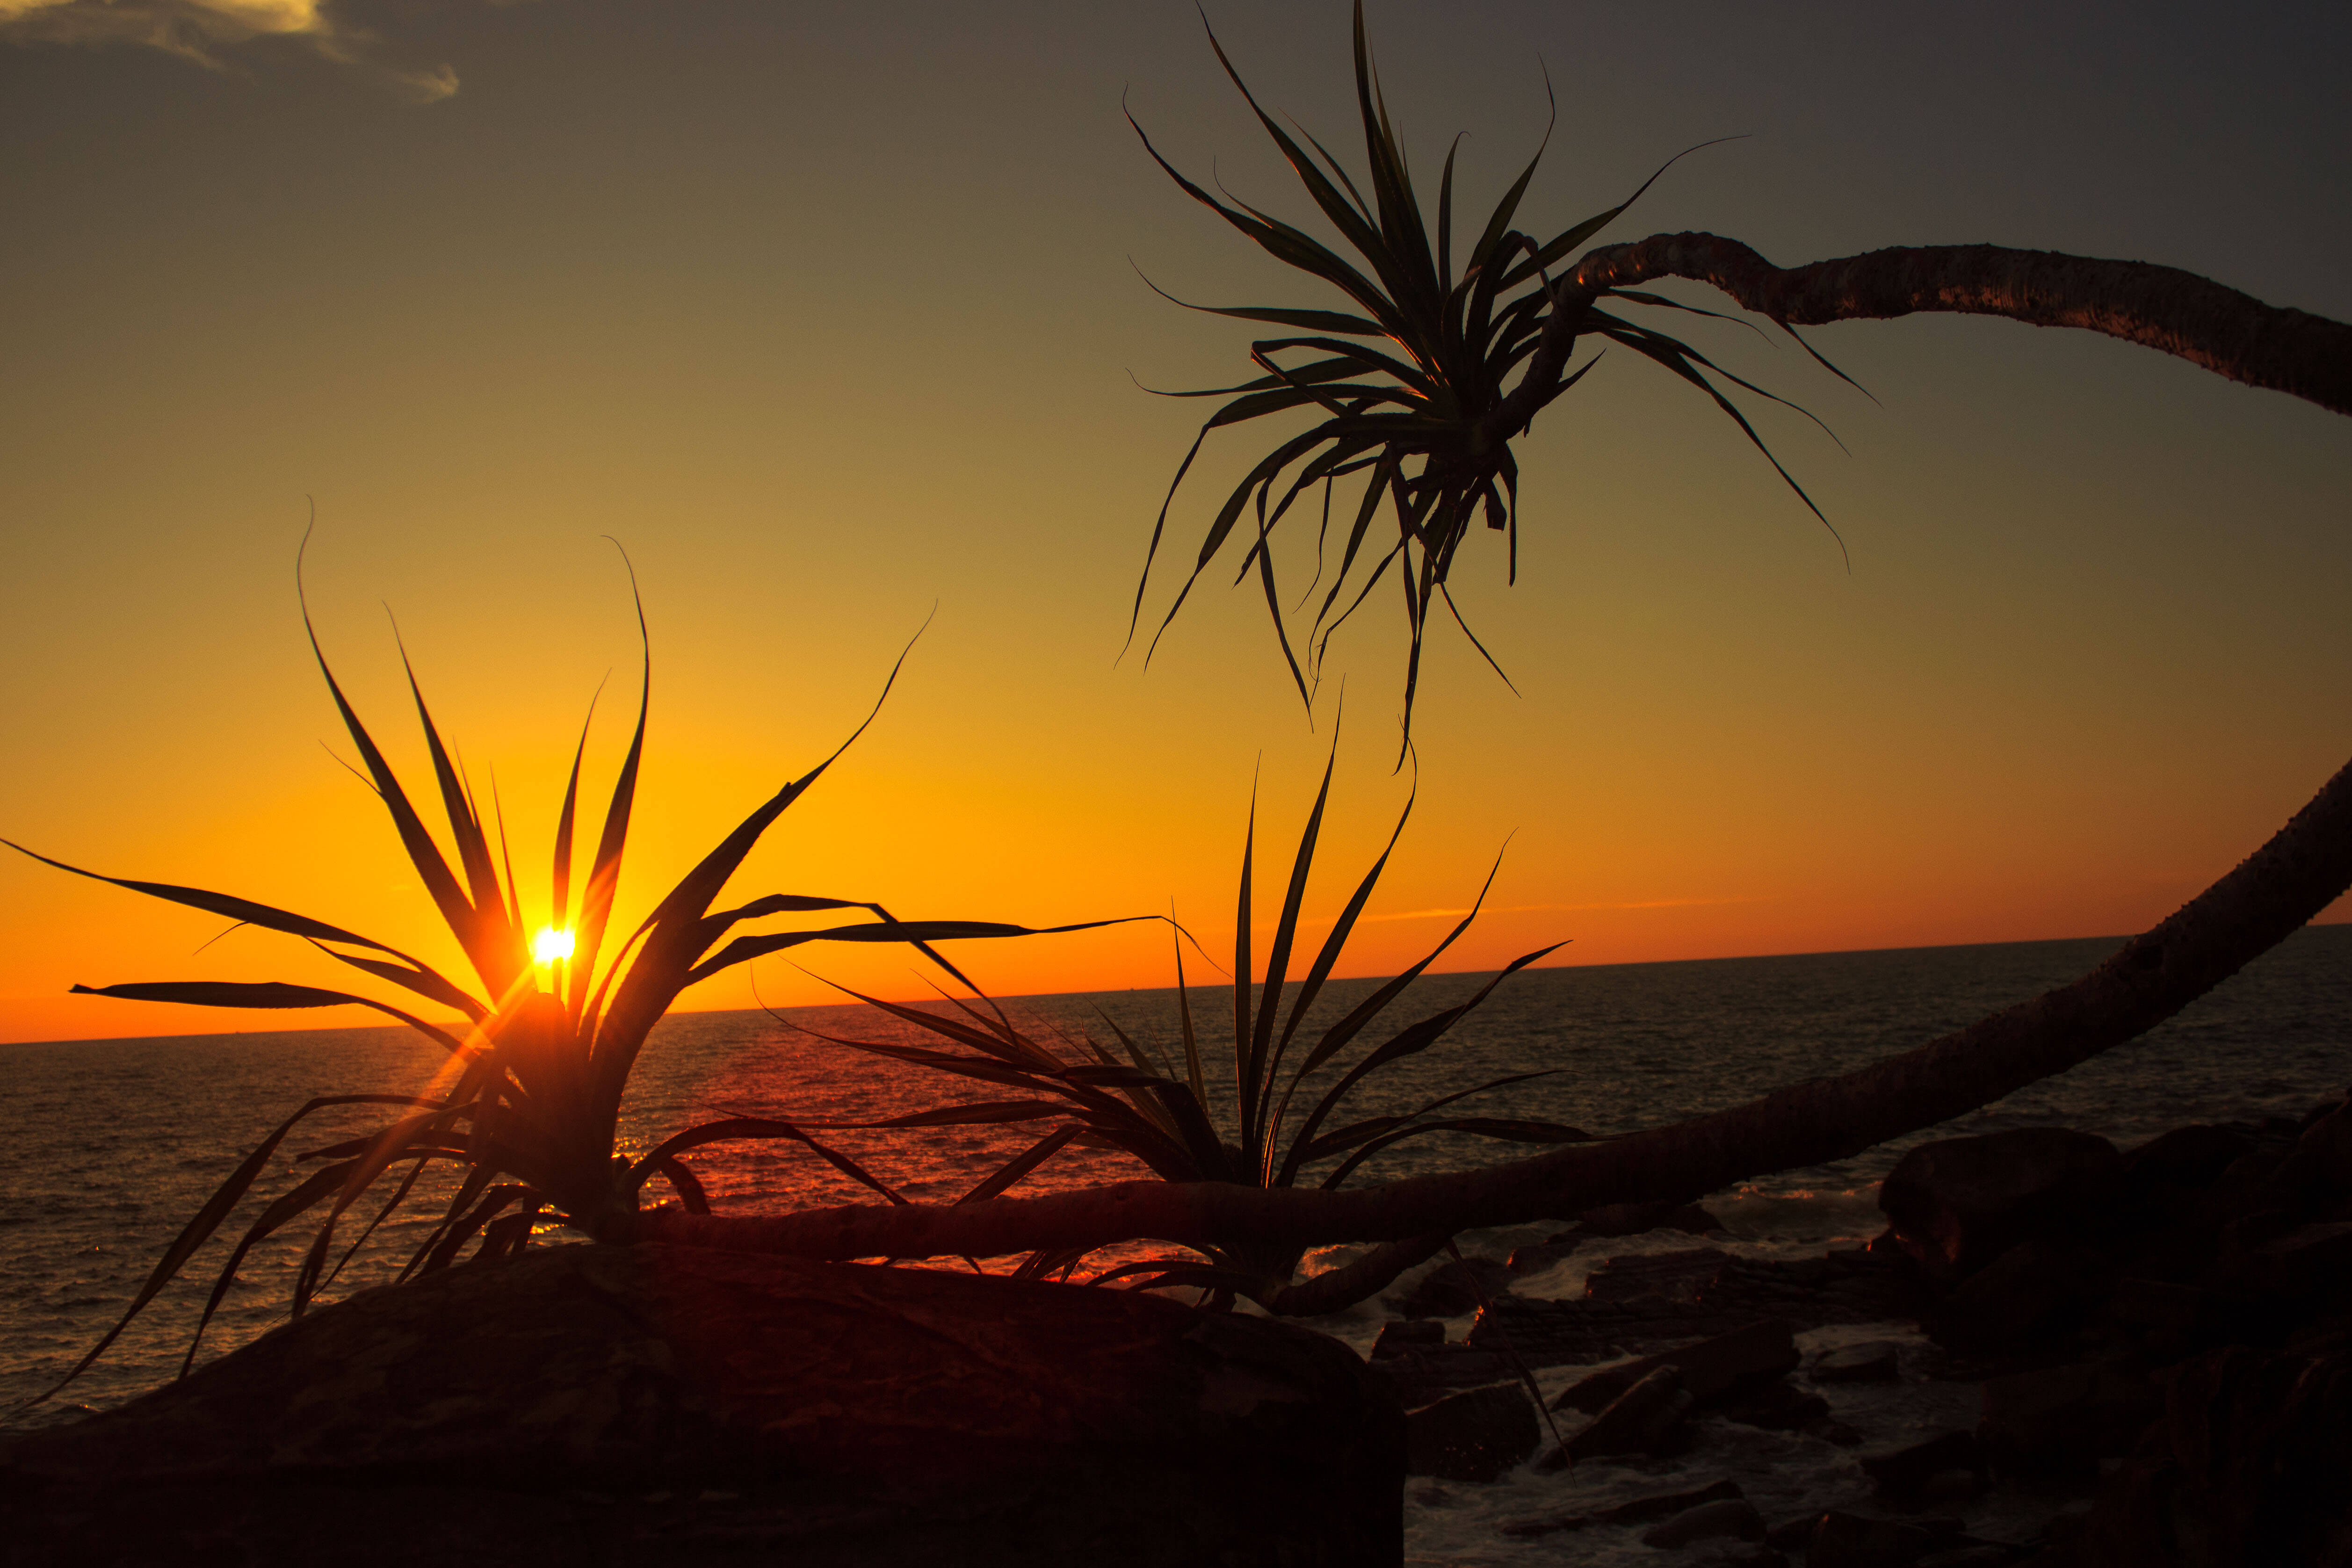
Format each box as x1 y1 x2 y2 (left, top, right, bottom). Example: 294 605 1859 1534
1129 0 1838 745
770 737 1590 1308
5 556 1121 1396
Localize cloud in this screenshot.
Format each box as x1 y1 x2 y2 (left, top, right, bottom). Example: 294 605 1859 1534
0 0 460 101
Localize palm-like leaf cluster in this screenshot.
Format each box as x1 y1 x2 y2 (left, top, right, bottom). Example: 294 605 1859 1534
9 575 1118 1395
1131 2 1837 744
787 744 1589 1306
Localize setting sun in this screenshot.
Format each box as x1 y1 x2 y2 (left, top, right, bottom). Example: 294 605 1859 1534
532 927 575 966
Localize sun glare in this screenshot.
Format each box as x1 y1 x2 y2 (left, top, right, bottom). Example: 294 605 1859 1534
533 927 576 966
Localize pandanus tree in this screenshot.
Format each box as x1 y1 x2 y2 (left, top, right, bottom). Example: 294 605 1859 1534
26 6 2352 1344
764 737 1588 1310
7 558 1126 1394
629 2 2352 1300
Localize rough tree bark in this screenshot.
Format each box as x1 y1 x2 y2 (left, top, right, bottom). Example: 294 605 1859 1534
1488 237 2352 453
630 245 2352 1309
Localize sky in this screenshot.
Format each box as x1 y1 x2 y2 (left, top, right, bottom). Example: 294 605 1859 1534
2 0 2347 1045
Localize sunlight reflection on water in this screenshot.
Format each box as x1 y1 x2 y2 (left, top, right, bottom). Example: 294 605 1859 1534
4 925 2346 1422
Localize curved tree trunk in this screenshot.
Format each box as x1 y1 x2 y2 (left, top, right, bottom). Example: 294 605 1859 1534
630 746 2352 1289
633 244 2352 1307
1493 236 2352 444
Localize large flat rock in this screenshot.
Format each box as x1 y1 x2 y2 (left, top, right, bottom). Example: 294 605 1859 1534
0 1243 1401 1567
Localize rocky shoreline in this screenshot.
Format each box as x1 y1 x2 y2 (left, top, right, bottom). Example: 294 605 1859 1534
4 1092 2345 1567
1376 1091 2352 1566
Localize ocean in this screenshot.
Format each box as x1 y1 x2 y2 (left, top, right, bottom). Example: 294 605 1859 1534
5 924 2348 1446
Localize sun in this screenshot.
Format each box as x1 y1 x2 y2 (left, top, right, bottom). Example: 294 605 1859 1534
532 927 576 966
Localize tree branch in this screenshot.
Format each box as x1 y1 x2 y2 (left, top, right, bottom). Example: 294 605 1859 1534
1563 233 2352 417
629 742 2352 1281
628 240 2352 1306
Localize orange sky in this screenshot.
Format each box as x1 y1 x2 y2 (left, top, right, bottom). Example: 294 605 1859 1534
3 2 2347 1045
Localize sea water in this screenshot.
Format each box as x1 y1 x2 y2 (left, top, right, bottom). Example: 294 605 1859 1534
5 925 2348 1546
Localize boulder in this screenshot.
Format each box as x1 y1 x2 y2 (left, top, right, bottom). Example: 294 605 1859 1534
1803 1415 1864 1447
1505 1239 1578 1276
1913 1549 2011 1568
1811 1340 1904 1384
1500 1476 1741 1539
1582 1246 1734 1307
1403 1382 1538 1483
2293 1100 2352 1191
1396 1255 1515 1319
1859 1430 1981 1501
1643 1497 1766 1547
1925 1236 2102 1351
1978 1359 2161 1481
2080 1338 2352 1568
1370 1318 1446 1358
1562 1365 1692 1461
1551 1319 1799 1413
1879 1127 2122 1280
0 1243 1401 1568
1716 1379 1830 1432
1804 1511 1943 1568
2103 1276 2235 1361
2121 1124 2260 1206
1575 1200 1724 1238
1368 1340 1512 1408
2238 1220 2352 1303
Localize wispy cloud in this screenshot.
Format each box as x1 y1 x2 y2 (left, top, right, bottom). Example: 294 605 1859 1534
0 0 460 101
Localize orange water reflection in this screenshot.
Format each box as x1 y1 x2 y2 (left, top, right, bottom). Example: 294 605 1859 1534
619 1002 1178 1280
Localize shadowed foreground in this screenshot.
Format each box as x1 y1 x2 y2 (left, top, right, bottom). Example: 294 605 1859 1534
0 1245 1402 1568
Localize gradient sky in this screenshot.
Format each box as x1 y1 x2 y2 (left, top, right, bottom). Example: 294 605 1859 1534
3 0 2346 1045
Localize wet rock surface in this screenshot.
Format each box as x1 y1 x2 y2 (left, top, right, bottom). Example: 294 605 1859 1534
1552 1320 1802 1414
0 1244 1401 1568
1384 1090 2352 1566
1405 1382 1541 1483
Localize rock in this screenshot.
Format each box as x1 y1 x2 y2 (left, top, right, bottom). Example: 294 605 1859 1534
1505 1239 1578 1275
1915 1549 2011 1568
0 1243 1401 1568
1880 1128 2124 1281
1926 1237 2099 1352
1499 1477 1741 1539
2185 1148 2298 1238
1368 1340 1512 1407
1577 1199 1725 1237
1812 1340 1904 1384
2103 1276 2233 1359
1603 1476 1745 1524
2239 1219 2352 1302
1643 1497 1766 1547
1370 1318 1446 1358
1583 1246 1733 1307
2077 1338 2352 1567
1979 1360 2161 1481
1719 1378 1831 1431
1918 1468 1984 1505
1404 1382 1539 1483
2294 1100 2352 1190
1397 1254 1515 1319
1551 1319 1800 1413
1806 1511 1942 1568
2122 1124 2259 1204
1563 1365 1692 1460
1803 1415 1864 1447
1860 1430 1981 1501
